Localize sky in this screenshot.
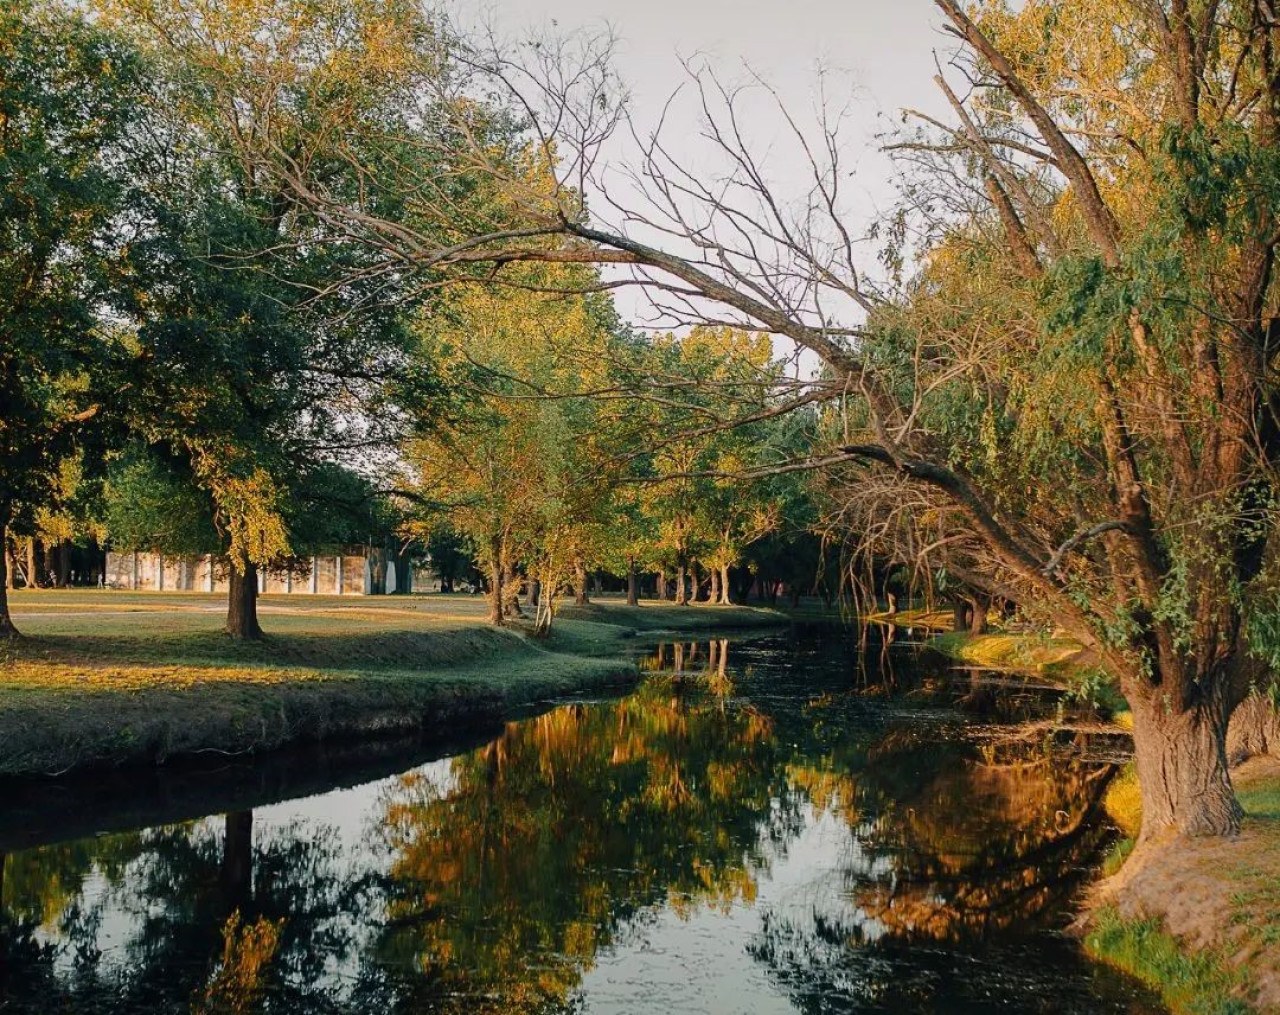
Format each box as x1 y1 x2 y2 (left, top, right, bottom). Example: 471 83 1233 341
458 0 957 359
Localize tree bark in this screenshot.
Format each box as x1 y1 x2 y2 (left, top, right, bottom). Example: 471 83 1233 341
574 562 589 606
1226 694 1279 765
690 565 703 603
225 557 263 640
719 565 733 605
675 564 688 605
656 569 668 601
529 577 541 610
626 562 639 606
1129 683 1242 840
0 511 17 638
952 600 972 632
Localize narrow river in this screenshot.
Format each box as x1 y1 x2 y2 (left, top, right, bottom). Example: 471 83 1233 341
0 629 1161 1013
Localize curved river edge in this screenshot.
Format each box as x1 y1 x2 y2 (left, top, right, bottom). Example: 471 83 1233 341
0 600 787 781
919 620 1280 1015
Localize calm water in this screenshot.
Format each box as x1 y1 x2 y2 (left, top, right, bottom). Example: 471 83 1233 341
0 630 1159 1014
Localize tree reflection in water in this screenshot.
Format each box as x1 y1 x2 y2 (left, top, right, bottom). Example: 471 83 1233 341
0 634 1153 1013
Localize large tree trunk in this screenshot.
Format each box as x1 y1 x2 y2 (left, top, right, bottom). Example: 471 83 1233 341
1129 684 1242 840
675 563 688 605
690 565 703 603
225 558 263 640
574 562 589 606
0 511 17 638
626 562 639 606
709 567 720 603
656 569 668 601
719 565 733 605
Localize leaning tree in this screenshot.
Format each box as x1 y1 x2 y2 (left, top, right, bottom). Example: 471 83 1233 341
135 0 1280 843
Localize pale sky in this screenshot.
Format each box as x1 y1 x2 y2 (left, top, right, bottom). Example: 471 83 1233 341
471 0 956 350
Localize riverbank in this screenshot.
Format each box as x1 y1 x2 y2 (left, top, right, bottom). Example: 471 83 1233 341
0 590 787 778
1088 757 1280 1015
927 622 1279 1014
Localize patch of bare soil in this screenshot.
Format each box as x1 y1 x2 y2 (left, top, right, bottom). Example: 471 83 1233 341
1094 756 1280 1012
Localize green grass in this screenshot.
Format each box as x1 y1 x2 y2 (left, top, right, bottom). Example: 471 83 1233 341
0 590 787 777
1085 907 1252 1015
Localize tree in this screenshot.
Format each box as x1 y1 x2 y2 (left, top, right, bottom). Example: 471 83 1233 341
0 0 141 635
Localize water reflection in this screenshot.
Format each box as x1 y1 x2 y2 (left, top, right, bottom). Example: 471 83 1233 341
0 633 1158 1013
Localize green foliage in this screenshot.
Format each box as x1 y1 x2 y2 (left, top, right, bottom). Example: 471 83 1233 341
0 0 142 528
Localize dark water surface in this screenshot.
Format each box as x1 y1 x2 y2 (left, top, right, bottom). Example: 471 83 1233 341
0 630 1160 1013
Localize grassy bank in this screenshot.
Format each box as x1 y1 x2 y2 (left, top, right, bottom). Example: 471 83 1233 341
0 591 786 778
1087 758 1280 1014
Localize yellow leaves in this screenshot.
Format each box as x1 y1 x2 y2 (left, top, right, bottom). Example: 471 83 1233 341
195 912 285 1015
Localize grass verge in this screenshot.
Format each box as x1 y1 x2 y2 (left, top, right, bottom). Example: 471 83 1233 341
0 592 785 778
1085 907 1252 1015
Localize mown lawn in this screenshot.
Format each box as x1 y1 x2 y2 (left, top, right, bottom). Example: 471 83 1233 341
0 591 787 777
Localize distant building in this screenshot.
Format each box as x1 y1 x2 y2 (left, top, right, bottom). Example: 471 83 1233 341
103 549 437 595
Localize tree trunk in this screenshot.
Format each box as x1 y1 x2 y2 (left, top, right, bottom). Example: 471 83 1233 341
26 538 39 589
1226 694 1279 765
709 568 720 603
690 565 703 603
626 563 639 606
656 569 668 601
574 562 589 606
1129 685 1242 840
952 600 972 632
0 511 17 638
55 539 70 588
3 537 16 591
720 565 733 605
529 578 542 610
225 558 263 640
675 564 688 605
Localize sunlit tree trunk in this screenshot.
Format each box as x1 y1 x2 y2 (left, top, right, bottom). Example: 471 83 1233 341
656 569 668 601
54 539 70 588
690 564 703 603
486 535 504 627
226 556 263 640
719 565 733 605
0 509 16 637
675 563 688 605
1128 679 1241 839
574 561 589 606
